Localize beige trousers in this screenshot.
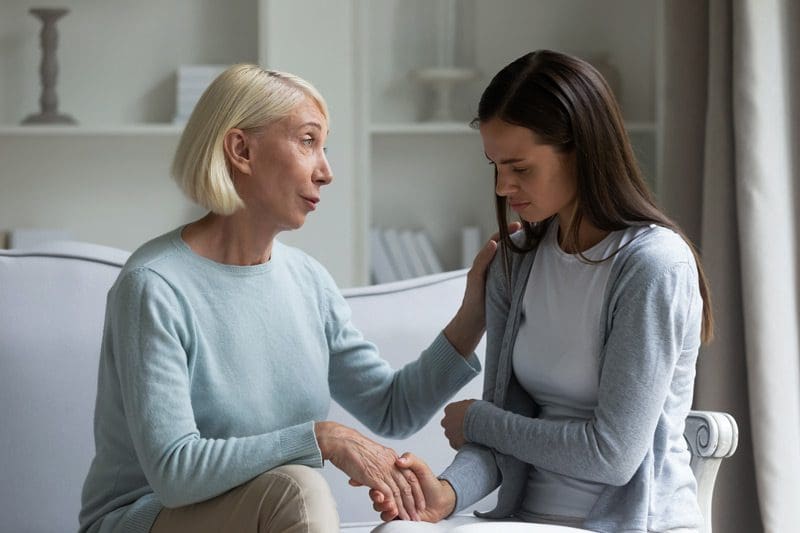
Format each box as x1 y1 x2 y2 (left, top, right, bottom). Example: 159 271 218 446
150 465 339 533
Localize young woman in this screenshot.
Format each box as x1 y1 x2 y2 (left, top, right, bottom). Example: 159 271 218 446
77 64 499 533
370 50 714 533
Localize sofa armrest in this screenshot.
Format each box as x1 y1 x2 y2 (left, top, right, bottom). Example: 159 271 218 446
684 410 739 533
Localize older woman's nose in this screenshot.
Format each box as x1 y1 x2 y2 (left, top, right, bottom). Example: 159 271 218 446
315 153 334 185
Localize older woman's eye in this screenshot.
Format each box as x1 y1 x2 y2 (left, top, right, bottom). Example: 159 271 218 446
302 136 314 146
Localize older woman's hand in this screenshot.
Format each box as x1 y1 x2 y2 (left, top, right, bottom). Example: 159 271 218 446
443 222 522 356
315 421 425 520
369 452 456 523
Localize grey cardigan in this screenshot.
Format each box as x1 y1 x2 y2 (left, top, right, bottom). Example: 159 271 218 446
440 225 704 533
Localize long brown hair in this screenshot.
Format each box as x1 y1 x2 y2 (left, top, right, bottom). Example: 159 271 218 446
477 50 714 343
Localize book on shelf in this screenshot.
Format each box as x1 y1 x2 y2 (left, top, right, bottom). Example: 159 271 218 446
413 230 443 275
381 228 414 281
369 227 443 283
369 228 398 284
399 230 428 277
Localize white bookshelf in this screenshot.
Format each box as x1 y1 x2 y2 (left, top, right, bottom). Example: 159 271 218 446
0 0 664 286
360 0 663 275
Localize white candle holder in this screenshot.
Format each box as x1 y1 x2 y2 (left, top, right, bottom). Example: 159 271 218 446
413 66 478 122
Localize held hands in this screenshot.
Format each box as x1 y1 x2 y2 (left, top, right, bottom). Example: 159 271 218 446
441 399 476 450
369 453 456 523
314 421 425 521
444 222 521 356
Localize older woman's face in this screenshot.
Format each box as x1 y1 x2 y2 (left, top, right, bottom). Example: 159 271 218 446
240 97 333 231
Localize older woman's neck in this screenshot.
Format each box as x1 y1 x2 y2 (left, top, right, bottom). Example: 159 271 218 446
182 212 278 266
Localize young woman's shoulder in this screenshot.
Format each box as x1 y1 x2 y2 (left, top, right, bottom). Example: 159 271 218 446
613 225 698 288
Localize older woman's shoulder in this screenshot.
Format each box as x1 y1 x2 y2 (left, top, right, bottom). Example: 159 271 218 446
274 240 338 288
120 228 182 275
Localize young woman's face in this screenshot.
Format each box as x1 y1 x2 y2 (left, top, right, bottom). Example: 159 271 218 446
480 118 577 224
239 97 333 231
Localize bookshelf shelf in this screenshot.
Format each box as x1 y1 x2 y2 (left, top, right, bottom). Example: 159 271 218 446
370 122 476 135
0 125 183 136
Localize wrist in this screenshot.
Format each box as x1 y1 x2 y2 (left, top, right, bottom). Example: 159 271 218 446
444 309 484 357
437 478 458 518
314 421 339 460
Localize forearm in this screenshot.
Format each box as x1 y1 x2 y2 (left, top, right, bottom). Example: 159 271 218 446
332 332 480 439
443 306 485 357
438 443 501 513
464 400 648 486
141 422 322 507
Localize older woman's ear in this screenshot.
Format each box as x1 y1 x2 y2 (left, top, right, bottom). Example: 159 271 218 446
223 128 252 176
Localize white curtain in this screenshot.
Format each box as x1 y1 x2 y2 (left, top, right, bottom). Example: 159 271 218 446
662 1 800 532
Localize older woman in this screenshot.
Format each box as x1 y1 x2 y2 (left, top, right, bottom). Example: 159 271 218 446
78 65 497 533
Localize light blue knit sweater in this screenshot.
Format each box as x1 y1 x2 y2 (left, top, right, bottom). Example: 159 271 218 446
79 228 480 533
440 224 704 533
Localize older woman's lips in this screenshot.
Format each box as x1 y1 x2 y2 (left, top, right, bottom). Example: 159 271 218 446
301 196 320 210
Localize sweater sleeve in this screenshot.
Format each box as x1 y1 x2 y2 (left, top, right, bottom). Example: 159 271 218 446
463 260 700 486
437 252 510 509
112 269 322 508
324 285 480 439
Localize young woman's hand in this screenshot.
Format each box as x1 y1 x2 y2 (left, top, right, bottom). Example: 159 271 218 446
369 452 456 522
443 222 521 356
441 399 476 449
315 421 425 520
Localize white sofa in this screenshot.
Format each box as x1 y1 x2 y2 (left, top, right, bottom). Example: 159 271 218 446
0 241 737 533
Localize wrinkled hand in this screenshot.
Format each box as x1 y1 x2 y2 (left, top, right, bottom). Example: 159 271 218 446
444 222 522 356
315 421 424 520
441 399 476 450
370 452 456 523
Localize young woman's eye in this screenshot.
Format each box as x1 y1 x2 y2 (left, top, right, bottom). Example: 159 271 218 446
512 167 528 174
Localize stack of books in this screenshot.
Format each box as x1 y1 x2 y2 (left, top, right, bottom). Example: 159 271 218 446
173 65 228 124
369 228 443 284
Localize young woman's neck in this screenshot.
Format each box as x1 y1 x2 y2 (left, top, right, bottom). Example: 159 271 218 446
555 214 609 254
182 211 279 266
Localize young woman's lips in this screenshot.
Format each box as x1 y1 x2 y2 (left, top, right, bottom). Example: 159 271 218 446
509 201 531 213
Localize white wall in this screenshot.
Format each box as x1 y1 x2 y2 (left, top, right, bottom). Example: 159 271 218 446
0 0 258 125
0 0 366 287
259 0 368 286
0 0 659 286
0 133 205 252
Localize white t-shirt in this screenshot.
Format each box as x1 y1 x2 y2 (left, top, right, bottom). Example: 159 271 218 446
512 218 650 521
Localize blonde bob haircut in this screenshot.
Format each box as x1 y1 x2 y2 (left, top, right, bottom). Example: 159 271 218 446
171 64 329 215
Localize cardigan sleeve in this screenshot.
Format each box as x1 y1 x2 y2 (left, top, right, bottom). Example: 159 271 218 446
437 251 511 510
439 443 502 514
463 258 701 486
112 269 322 508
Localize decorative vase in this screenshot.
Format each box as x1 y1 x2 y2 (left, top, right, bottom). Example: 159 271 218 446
412 0 478 122
22 8 76 125
413 66 478 122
